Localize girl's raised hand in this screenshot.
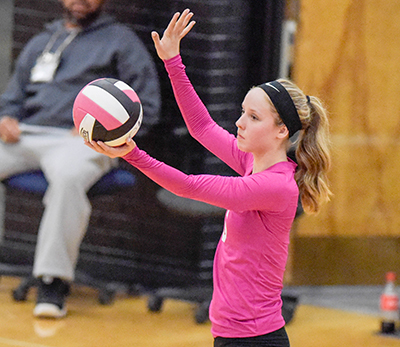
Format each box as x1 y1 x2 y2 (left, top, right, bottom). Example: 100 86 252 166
151 9 195 61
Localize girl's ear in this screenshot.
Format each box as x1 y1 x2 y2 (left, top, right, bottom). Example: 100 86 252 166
277 125 289 139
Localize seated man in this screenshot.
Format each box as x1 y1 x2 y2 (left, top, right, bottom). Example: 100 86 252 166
0 0 160 318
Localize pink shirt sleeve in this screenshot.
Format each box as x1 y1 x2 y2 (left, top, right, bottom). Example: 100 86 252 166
123 146 295 213
164 55 251 176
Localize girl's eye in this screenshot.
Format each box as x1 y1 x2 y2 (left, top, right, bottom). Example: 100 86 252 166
241 109 258 120
241 108 245 115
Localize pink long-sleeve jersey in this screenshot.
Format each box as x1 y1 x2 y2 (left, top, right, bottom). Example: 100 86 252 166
123 55 299 338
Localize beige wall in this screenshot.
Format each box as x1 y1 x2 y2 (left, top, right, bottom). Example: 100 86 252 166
293 0 400 237
286 0 400 284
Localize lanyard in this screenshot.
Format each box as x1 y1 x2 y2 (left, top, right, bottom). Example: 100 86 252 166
30 27 81 83
42 27 81 59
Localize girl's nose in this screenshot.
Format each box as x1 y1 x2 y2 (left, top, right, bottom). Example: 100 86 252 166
236 114 244 129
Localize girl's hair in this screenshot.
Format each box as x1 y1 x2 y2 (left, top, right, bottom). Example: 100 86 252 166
277 79 332 214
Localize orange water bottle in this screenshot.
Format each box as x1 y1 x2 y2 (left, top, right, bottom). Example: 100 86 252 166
380 271 399 333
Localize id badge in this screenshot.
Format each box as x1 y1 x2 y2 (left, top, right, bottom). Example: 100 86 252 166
30 52 60 83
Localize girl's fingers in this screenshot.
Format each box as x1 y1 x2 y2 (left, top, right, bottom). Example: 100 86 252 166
164 9 193 37
176 10 193 33
176 9 191 27
86 140 107 153
85 140 101 151
181 20 196 37
164 11 181 34
86 140 121 158
97 141 113 152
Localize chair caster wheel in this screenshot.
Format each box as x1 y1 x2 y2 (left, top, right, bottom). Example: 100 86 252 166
148 295 163 312
98 289 115 305
12 287 29 301
195 301 210 324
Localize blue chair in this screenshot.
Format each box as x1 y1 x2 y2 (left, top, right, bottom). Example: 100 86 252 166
3 167 136 196
1 167 136 304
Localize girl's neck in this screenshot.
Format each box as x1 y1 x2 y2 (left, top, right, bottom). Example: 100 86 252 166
252 151 288 174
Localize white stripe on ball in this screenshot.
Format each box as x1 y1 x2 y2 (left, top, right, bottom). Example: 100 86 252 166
79 113 96 142
82 85 130 124
114 80 132 91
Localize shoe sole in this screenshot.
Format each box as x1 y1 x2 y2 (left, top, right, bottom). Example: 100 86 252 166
33 303 67 318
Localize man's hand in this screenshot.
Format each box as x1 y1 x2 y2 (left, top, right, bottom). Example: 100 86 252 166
0 116 21 143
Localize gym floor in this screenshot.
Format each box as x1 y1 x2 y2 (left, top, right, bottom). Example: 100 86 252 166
0 276 399 347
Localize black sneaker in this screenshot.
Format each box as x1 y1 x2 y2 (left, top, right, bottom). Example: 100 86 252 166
33 277 70 318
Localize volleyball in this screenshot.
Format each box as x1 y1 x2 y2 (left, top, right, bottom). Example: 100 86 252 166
73 78 143 147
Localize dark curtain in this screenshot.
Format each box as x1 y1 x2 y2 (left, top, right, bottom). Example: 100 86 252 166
247 0 285 86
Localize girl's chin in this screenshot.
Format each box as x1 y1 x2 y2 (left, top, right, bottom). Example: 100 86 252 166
236 142 248 152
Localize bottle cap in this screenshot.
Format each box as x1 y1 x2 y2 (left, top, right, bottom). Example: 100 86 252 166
386 272 396 282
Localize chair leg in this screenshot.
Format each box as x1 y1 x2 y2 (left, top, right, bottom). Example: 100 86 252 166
195 299 210 324
281 294 299 325
12 276 38 302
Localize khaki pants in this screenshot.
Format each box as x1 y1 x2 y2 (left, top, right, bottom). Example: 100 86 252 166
0 126 115 281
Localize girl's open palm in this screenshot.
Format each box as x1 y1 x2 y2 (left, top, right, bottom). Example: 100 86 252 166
151 9 195 61
85 138 136 159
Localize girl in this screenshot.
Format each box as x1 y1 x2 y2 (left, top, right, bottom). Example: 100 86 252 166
86 9 331 347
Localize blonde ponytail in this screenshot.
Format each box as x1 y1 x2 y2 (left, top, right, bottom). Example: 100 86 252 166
278 79 332 214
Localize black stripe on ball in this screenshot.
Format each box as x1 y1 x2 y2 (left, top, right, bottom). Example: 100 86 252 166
92 110 141 142
91 78 139 121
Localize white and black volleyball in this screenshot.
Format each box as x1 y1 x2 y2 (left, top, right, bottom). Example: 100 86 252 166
73 78 143 147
